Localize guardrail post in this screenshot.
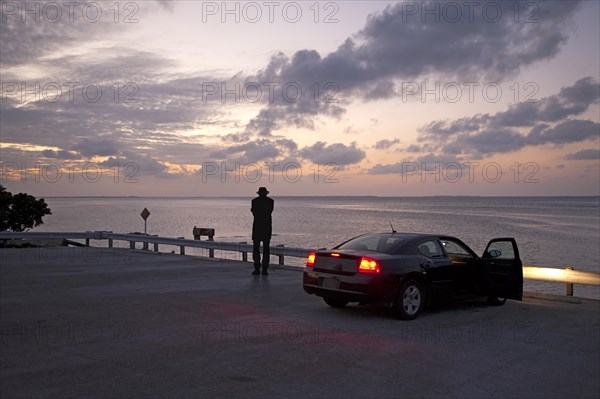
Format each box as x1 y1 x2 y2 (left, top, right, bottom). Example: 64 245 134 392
566 266 574 296
276 244 284 265
130 241 135 249
208 235 214 258
177 237 185 255
85 238 90 247
108 238 113 248
239 242 248 262
154 243 159 252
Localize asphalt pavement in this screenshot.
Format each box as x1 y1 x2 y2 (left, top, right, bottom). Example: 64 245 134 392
1 247 599 399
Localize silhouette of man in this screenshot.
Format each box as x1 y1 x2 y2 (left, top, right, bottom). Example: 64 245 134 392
251 187 274 275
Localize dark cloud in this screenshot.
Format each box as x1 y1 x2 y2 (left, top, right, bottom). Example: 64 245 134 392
41 149 80 160
357 1 579 81
221 132 253 143
1 6 103 67
364 80 396 100
373 138 400 150
565 149 600 160
369 163 406 175
417 78 600 157
56 49 177 82
207 138 300 165
405 144 422 153
0 1 198 156
241 0 583 135
0 61 226 167
275 138 298 152
99 151 176 179
492 77 600 128
0 1 174 68
420 115 489 137
527 119 600 146
156 0 176 11
444 128 527 156
71 138 120 157
299 142 365 166
420 77 599 141
369 154 465 175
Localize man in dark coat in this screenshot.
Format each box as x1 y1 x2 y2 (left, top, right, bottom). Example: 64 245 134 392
251 187 274 275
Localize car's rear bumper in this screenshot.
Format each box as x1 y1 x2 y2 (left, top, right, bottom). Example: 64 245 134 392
302 269 393 304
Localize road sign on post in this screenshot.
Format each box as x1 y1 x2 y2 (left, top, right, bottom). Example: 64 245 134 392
141 208 150 235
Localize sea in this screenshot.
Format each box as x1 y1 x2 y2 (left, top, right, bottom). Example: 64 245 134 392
34 196 600 299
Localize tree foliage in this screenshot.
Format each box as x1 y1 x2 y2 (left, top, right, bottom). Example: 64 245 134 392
0 185 52 232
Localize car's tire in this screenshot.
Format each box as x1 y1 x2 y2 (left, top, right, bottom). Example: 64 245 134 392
395 279 425 320
487 296 507 306
324 297 349 308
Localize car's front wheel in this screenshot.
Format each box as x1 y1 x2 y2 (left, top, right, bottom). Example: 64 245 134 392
487 296 507 306
324 297 349 308
395 279 425 320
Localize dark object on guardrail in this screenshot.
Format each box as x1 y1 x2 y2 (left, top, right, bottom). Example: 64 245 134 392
193 227 215 257
193 227 215 241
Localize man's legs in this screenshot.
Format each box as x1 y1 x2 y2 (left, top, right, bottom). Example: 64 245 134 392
262 239 270 273
252 240 261 274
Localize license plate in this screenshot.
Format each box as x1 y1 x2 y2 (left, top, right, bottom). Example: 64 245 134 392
320 278 339 289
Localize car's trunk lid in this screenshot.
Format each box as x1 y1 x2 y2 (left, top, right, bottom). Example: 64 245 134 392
313 250 368 275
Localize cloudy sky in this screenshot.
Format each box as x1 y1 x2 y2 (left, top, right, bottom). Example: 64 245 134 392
1 0 598 196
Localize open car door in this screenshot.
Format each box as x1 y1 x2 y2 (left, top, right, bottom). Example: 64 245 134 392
481 238 523 300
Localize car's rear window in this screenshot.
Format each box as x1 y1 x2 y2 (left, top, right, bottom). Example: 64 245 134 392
337 234 411 254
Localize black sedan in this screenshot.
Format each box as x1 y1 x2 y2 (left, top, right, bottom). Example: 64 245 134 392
303 232 523 320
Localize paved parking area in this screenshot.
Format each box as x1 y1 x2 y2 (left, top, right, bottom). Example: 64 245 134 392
1 247 599 398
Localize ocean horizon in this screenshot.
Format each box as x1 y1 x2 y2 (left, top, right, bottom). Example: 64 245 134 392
42 195 600 198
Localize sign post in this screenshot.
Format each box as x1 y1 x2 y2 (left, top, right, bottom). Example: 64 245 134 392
140 208 150 235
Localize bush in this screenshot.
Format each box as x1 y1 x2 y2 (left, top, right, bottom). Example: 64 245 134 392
0 185 52 232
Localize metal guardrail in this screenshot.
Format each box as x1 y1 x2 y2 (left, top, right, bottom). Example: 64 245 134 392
0 231 312 265
1 231 599 296
0 231 108 240
523 266 600 296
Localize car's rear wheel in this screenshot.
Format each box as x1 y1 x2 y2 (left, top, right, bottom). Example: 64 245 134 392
395 279 424 320
324 297 349 308
487 296 507 306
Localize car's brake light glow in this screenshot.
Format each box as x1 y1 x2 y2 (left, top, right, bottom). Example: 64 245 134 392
358 257 380 273
331 253 340 257
306 252 316 267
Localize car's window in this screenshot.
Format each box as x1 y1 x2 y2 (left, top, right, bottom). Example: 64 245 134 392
486 241 515 260
338 235 380 251
417 240 444 258
440 239 472 257
337 234 411 254
382 236 406 253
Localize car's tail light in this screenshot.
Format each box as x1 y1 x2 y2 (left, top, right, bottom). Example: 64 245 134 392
358 257 380 274
306 252 316 267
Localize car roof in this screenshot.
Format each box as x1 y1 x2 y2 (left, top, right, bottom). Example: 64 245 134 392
363 232 442 243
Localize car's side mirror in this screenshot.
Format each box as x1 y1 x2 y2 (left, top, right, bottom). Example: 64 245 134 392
488 249 502 258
